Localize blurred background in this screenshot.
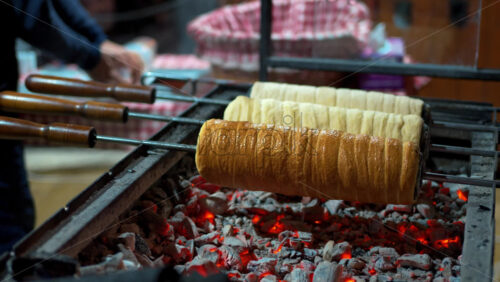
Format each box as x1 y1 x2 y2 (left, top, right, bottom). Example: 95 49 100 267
14 1 500 278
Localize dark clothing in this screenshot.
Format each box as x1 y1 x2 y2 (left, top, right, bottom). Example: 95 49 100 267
0 0 106 254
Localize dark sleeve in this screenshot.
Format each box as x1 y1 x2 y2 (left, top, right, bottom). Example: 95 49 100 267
51 0 107 46
13 0 107 70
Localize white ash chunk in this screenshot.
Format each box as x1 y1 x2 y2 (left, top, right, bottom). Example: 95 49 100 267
117 244 140 268
322 241 335 261
196 244 219 263
173 264 185 274
312 261 343 282
347 258 365 270
79 252 125 276
117 233 136 251
222 224 233 237
369 247 399 259
184 257 218 276
416 203 435 219
324 200 343 215
381 205 412 217
245 272 258 282
194 231 219 246
290 268 309 282
261 274 278 282
167 211 199 239
219 245 243 271
247 257 277 276
439 257 454 278
223 236 247 249
322 241 351 262
199 191 228 215
397 254 432 270
375 256 396 271
299 260 316 272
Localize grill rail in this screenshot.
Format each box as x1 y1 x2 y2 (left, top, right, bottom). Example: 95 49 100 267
1 75 498 281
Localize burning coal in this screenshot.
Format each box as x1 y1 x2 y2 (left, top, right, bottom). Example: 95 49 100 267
78 157 466 281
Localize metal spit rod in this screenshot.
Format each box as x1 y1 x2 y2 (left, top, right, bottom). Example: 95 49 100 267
0 116 197 152
96 135 196 152
23 75 500 132
0 91 205 126
24 74 230 105
1 115 499 190
2 91 499 159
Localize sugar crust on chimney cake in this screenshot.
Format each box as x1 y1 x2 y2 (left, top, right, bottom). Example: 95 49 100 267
195 119 420 204
250 81 424 116
224 96 423 145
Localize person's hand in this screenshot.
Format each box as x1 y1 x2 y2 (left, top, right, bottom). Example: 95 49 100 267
88 40 144 84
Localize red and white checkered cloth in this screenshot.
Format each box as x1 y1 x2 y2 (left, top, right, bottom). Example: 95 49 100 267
188 0 371 71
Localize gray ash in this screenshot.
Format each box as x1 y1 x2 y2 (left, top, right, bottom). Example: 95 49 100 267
78 156 466 281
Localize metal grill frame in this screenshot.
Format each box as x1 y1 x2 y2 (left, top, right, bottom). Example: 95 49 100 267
258 2 499 279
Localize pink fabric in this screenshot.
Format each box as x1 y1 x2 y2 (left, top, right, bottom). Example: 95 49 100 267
188 0 371 71
152 54 210 70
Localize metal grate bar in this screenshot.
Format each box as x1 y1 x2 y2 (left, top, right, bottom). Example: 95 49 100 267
423 172 500 187
430 144 499 158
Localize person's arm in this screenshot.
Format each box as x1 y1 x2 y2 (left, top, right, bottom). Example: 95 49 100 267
51 0 106 47
12 0 143 83
13 0 103 70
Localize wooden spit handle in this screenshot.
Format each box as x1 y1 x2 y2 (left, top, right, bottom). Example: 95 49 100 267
25 74 156 104
0 116 96 147
0 91 128 122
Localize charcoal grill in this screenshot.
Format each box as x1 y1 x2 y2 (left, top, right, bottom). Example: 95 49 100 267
0 72 497 281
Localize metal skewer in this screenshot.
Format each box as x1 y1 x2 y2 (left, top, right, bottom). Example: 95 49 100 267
3 91 499 159
0 116 196 152
96 135 196 152
1 115 498 189
0 91 205 125
423 172 500 187
25 74 230 105
23 74 500 128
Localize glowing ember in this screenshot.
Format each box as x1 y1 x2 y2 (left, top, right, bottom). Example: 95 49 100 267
439 187 450 195
82 169 466 281
273 242 285 254
188 264 209 277
259 272 272 279
416 237 429 245
457 189 468 201
341 252 352 260
434 236 460 248
239 249 256 269
159 219 170 236
198 183 221 194
252 215 261 224
201 210 215 224
267 215 286 234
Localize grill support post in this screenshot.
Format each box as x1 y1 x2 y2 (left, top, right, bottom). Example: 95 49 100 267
461 132 496 281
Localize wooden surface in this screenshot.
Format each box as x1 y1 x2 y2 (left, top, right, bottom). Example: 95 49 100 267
25 148 126 227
